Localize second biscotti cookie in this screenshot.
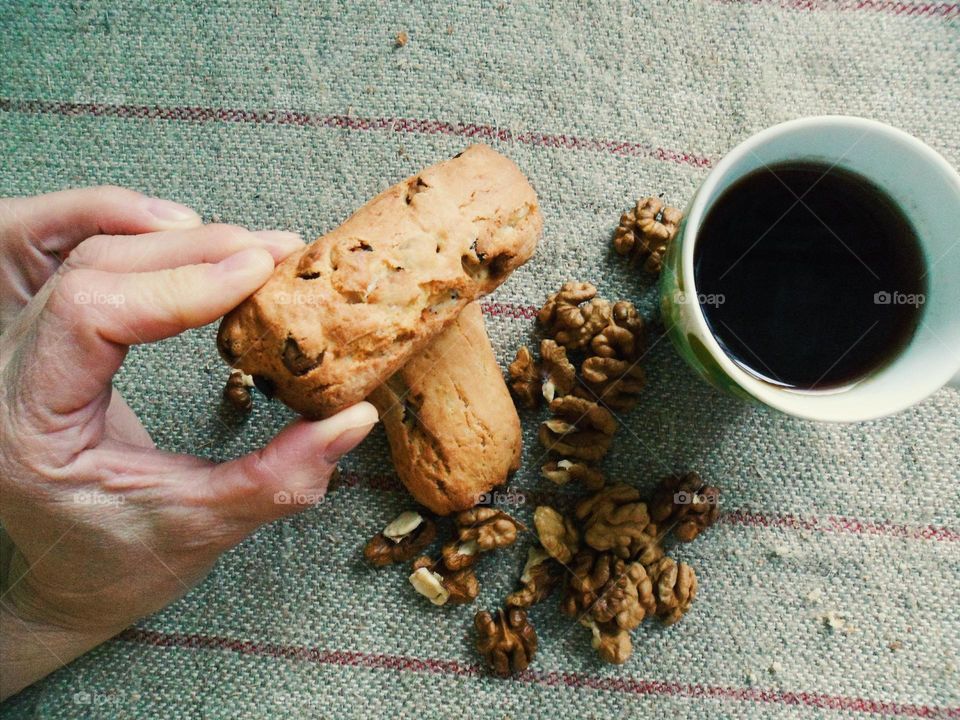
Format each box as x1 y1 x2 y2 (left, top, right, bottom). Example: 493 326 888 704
369 302 521 516
217 145 541 418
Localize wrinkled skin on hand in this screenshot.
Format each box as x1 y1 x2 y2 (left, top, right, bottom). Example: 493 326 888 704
0 187 378 699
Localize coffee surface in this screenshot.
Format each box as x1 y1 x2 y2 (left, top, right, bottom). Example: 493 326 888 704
694 162 926 389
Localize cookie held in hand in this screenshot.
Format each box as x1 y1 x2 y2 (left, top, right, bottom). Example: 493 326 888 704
217 145 542 418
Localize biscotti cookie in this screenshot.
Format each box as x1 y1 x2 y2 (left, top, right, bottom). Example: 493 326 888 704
369 302 522 516
217 145 541 418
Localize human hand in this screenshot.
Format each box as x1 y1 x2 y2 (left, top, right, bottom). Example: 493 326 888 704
0 187 378 699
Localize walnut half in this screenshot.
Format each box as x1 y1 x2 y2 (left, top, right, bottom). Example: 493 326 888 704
223 369 254 412
533 505 579 565
541 460 605 491
576 484 654 559
455 508 521 551
507 345 541 410
363 511 437 567
539 396 617 462
411 556 479 606
538 282 612 350
506 545 562 608
474 608 537 678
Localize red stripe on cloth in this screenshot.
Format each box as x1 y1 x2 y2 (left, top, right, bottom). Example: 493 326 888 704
479 300 539 320
331 472 960 543
118 628 959 717
0 97 713 168
724 509 960 542
717 0 960 18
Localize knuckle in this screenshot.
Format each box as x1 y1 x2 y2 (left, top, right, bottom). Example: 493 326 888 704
62 235 108 269
49 268 101 319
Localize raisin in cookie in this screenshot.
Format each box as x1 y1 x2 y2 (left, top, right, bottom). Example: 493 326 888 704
217 145 541 418
369 302 521 515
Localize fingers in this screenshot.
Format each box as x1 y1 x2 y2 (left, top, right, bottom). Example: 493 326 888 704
204 403 379 528
19 248 275 417
64 225 304 273
0 185 202 261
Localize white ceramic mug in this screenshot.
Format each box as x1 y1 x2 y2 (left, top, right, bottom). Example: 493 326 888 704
660 116 960 422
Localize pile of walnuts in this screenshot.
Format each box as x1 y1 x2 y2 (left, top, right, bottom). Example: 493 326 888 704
364 507 522 606
526 473 720 666
465 472 719 676
508 281 651 493
363 506 544 674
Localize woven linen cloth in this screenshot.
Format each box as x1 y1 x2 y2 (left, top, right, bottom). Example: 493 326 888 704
2 1 959 717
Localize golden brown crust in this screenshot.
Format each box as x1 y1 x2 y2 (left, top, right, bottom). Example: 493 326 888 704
369 303 522 515
217 145 541 418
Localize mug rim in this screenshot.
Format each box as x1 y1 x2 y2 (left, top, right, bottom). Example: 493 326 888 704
678 114 960 421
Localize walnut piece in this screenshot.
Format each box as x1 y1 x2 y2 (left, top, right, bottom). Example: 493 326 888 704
409 565 449 605
564 548 658 663
412 556 479 605
579 301 648 411
648 472 720 542
575 483 655 559
440 539 479 571
560 547 611 617
646 557 697 625
541 460 604 491
223 369 254 412
537 282 612 350
507 345 541 409
589 301 646 360
475 608 537 678
578 356 646 411
538 396 617 462
590 560 655 631
455 507 520 551
506 546 562 608
539 339 577 402
613 196 683 274
364 511 437 567
533 506 579 564
585 618 633 664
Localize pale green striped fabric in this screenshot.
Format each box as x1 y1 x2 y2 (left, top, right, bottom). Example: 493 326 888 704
1 1 958 718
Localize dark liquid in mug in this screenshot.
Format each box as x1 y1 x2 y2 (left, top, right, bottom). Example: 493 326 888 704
694 162 926 389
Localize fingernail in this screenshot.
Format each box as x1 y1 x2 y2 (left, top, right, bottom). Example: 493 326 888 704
324 423 376 463
144 197 201 224
322 402 379 463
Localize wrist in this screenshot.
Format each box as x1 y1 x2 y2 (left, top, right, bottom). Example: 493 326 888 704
0 594 120 700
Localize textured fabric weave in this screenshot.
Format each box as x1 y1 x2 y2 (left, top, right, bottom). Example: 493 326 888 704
1 1 958 717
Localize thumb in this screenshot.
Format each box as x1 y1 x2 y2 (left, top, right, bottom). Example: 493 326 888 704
205 402 379 528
